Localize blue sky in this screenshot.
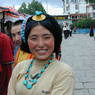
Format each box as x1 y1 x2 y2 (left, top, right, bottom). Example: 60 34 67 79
0 0 63 15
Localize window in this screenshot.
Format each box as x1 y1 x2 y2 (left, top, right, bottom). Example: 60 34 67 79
92 6 95 10
71 0 78 3
75 5 79 10
66 6 69 11
66 0 69 4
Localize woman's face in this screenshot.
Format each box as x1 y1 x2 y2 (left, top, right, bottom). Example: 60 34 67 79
28 25 54 61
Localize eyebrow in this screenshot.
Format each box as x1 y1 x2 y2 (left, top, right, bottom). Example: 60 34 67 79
30 33 52 37
42 34 52 36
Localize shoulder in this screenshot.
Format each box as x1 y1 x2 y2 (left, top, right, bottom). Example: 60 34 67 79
0 33 11 43
12 59 32 75
0 32 9 39
54 60 73 76
52 60 74 85
15 59 32 68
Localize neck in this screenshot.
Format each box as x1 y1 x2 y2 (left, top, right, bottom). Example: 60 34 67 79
34 59 49 66
33 57 54 66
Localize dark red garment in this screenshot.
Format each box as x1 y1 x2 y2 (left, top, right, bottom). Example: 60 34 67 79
0 32 14 64
0 64 12 95
0 64 2 72
0 32 13 95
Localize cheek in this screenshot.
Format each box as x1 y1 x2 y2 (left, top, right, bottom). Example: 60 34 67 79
28 40 35 49
48 39 55 50
49 40 54 45
12 37 15 41
18 35 21 40
13 36 17 42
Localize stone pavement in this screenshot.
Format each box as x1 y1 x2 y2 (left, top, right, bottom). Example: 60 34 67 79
61 34 95 95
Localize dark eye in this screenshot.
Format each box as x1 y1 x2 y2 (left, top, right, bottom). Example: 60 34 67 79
12 34 15 37
29 37 37 40
31 37 37 40
29 35 37 40
44 36 50 39
43 35 51 40
18 31 21 35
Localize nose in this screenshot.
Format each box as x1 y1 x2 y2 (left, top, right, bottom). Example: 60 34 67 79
15 35 21 41
38 38 44 48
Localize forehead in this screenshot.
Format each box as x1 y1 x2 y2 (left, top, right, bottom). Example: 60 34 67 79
11 24 21 33
30 25 51 35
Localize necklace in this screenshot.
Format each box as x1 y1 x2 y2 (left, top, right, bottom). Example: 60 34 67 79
23 59 53 89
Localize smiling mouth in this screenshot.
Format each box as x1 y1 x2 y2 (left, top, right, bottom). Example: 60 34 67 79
36 49 48 54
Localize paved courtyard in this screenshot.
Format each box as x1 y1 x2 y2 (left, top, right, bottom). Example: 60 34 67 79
61 34 95 95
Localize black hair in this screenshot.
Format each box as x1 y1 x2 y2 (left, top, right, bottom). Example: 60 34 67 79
20 40 30 53
4 21 12 38
23 14 62 56
12 20 23 26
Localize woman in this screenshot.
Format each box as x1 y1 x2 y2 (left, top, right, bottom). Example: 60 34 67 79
8 11 74 95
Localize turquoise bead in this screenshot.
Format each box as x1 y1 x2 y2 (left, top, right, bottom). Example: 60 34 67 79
37 73 41 78
49 60 53 63
23 59 53 89
45 64 49 68
26 84 32 89
41 68 45 73
32 59 35 63
29 64 32 67
32 79 37 84
25 74 28 78
23 80 28 85
27 69 29 73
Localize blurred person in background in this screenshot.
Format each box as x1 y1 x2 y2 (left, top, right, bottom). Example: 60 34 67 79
11 19 33 67
89 25 94 37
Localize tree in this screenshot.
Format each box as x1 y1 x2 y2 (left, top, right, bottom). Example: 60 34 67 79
85 0 95 4
18 2 28 14
18 0 46 15
72 19 95 28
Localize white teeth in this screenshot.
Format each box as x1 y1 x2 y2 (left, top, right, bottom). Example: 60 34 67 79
37 50 47 53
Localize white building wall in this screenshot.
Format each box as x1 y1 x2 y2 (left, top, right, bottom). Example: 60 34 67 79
69 3 76 14
87 6 93 18
63 0 86 14
78 2 86 13
63 0 95 19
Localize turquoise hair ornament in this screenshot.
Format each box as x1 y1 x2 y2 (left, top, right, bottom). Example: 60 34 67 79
21 11 46 42
32 11 46 21
35 11 43 15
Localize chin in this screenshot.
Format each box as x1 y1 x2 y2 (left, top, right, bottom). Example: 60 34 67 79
16 43 21 46
36 56 49 61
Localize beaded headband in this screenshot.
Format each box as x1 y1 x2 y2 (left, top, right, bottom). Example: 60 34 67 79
20 15 31 42
21 11 46 42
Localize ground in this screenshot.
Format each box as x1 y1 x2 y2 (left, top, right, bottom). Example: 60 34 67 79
61 34 95 95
